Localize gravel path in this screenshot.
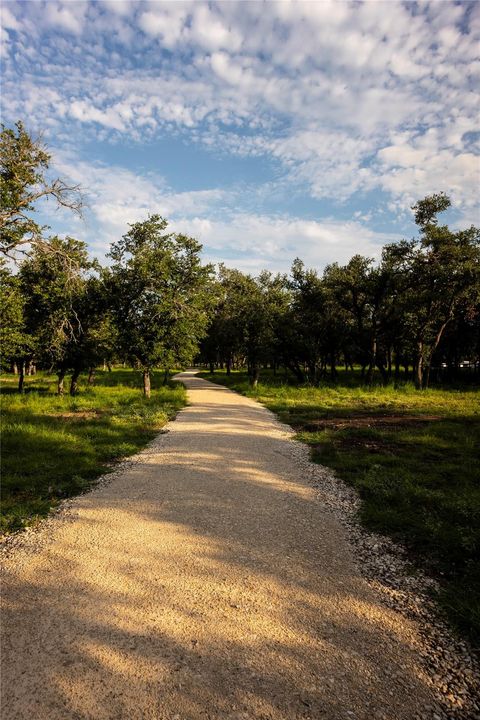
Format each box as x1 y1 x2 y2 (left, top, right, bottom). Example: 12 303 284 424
0 371 458 720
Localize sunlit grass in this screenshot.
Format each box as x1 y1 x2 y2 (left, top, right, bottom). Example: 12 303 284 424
201 369 480 645
1 369 186 534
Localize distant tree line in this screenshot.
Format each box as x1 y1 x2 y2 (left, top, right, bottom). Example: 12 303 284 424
1 122 479 394
200 194 480 389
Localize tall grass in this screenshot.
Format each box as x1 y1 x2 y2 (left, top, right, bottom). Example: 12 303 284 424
1 369 186 533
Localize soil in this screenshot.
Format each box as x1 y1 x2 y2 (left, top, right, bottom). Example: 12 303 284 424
300 415 442 432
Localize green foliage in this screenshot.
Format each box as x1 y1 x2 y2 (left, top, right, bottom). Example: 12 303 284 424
0 121 81 258
0 369 186 533
202 265 291 385
201 369 480 644
0 262 32 366
108 215 214 393
19 236 94 367
201 193 480 391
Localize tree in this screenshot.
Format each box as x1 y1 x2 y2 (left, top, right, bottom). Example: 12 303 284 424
389 194 480 389
19 235 94 394
0 262 35 390
201 267 288 387
0 121 82 260
287 259 326 384
108 215 214 397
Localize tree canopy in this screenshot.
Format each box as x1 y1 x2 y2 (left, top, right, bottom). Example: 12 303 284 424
0 122 82 260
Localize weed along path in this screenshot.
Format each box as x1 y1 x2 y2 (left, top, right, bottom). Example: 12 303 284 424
1 371 437 720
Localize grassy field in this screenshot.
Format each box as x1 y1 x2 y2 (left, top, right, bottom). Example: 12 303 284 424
0 369 186 534
200 369 480 645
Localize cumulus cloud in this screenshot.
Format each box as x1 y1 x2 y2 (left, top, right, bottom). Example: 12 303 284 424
1 0 478 240
176 213 401 274
51 153 230 250
43 2 88 35
51 153 401 273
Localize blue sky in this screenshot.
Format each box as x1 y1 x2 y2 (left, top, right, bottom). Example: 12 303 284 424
1 0 479 272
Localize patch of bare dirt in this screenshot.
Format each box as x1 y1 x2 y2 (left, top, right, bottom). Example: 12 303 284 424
302 414 442 432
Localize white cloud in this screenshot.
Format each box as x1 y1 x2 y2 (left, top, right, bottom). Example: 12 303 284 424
176 213 401 274
190 4 242 52
68 99 126 131
51 153 229 250
43 2 87 35
138 7 187 48
99 1 133 17
1 5 20 30
376 127 480 211
1 0 478 226
51 152 401 273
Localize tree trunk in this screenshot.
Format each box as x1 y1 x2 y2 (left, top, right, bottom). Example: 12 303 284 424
57 369 66 395
143 369 151 398
423 364 432 389
387 347 392 379
103 359 107 371
330 352 337 379
11 361 18 375
226 358 231 375
163 369 169 386
209 361 215 374
70 367 82 396
107 362 112 372
376 361 388 384
287 362 305 383
87 366 96 385
421 319 451 390
394 349 401 381
18 362 25 393
365 335 377 384
415 342 424 390
249 366 259 388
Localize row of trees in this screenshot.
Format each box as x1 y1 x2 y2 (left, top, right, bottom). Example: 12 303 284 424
200 194 480 389
1 218 214 397
1 121 479 393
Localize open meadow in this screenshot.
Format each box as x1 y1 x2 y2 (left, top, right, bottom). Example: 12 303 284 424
0 369 186 534
200 369 480 645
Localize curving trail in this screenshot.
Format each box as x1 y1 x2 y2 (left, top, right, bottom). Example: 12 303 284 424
1 371 435 720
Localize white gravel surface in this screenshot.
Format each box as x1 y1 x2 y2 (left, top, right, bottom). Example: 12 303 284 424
1 371 478 720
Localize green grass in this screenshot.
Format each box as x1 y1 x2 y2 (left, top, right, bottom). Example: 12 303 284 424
200 369 480 646
1 369 186 534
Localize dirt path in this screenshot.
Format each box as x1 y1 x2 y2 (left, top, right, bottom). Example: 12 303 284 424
1 371 436 720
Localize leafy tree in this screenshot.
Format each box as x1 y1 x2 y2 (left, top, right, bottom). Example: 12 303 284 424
0 121 82 260
0 262 35 390
19 236 94 394
287 259 326 384
389 194 480 388
201 266 252 375
108 215 214 397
